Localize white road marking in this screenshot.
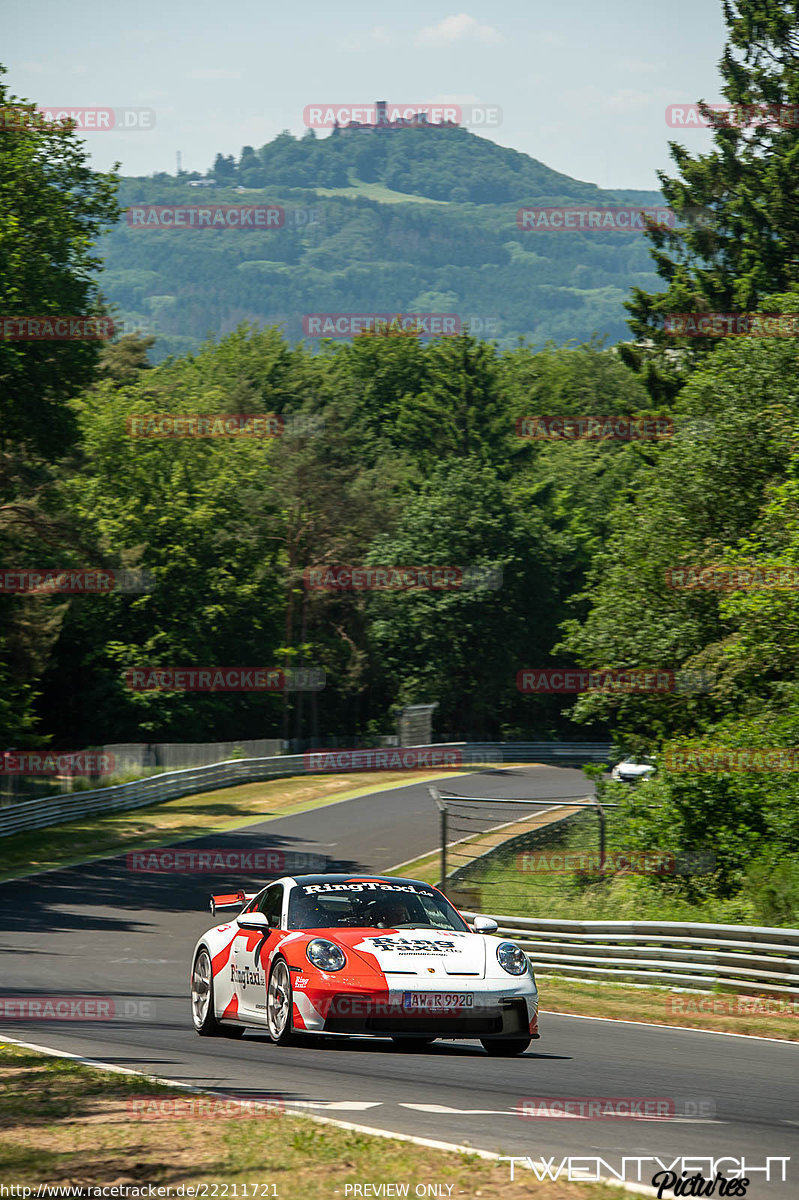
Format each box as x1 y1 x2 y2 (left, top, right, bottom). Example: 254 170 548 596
401 1104 723 1122
110 958 179 963
401 1103 516 1115
287 1101 383 1111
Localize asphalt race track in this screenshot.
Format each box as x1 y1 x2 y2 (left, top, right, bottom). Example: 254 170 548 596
1 764 798 1197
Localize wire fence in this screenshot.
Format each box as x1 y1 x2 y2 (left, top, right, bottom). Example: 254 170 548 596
431 787 716 918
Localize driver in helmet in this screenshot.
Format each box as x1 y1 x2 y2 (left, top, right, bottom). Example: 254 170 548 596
375 896 414 929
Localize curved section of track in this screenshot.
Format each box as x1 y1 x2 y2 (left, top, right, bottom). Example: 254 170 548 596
0 765 796 1197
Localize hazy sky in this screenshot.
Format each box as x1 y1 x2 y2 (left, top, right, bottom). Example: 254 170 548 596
4 0 727 189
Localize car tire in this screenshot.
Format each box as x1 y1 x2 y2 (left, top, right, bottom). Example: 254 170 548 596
391 1037 435 1051
480 1037 531 1056
266 957 295 1045
191 947 245 1038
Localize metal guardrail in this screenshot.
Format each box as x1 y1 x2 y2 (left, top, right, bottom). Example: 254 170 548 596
0 742 610 839
467 742 613 764
0 754 314 838
461 912 799 996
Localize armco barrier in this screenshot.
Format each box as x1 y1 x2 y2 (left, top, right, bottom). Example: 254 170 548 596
460 913 799 996
468 742 612 764
0 742 611 839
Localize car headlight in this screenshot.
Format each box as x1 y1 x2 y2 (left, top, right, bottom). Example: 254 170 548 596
497 942 528 976
306 938 346 971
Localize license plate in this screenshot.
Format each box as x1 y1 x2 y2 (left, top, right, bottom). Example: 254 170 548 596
402 992 474 1010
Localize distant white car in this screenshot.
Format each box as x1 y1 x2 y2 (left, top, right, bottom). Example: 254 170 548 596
611 757 656 783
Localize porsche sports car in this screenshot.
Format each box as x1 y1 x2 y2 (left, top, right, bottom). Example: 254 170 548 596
610 756 656 783
190 873 539 1055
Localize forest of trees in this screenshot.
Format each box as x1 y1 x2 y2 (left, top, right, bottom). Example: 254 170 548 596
2 0 799 916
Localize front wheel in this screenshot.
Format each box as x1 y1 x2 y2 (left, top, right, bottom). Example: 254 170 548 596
266 958 295 1044
191 948 244 1038
480 1037 531 1056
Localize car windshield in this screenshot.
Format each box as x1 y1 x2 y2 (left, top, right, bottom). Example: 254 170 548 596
286 882 469 932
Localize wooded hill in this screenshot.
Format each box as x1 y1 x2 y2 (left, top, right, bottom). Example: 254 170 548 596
102 125 664 359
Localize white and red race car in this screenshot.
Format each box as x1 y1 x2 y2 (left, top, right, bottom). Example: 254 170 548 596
190 874 539 1055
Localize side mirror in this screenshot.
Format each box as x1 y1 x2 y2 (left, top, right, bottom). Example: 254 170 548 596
472 916 499 934
236 912 270 932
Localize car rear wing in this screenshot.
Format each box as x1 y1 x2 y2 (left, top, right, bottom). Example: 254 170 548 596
209 890 256 917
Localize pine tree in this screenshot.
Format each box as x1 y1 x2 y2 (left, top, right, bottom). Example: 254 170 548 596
622 0 799 398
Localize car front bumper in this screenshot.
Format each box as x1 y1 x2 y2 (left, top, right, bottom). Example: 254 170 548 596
290 971 539 1038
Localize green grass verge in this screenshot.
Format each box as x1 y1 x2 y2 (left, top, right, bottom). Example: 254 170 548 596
455 809 773 925
539 976 799 1041
0 1042 632 1199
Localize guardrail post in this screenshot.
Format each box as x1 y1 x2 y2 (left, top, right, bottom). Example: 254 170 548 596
429 787 447 895
592 794 606 872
